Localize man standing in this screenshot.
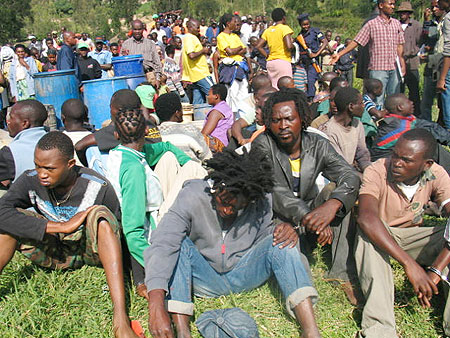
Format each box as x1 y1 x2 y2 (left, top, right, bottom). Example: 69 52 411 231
397 2 422 116
121 20 162 87
0 131 140 338
57 31 81 82
356 129 450 337
77 42 102 81
146 148 321 338
253 88 361 303
88 37 112 79
28 35 42 55
333 0 406 106
182 19 213 104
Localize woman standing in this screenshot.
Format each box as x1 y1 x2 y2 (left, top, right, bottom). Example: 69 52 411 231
256 8 294 89
295 14 328 100
9 44 38 102
216 13 251 113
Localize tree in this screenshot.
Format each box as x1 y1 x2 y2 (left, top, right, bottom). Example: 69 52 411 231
0 0 32 44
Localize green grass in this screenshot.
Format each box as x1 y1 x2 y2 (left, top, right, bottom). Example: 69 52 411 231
0 217 447 338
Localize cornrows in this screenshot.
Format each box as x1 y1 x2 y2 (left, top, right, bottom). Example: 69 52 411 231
114 108 146 144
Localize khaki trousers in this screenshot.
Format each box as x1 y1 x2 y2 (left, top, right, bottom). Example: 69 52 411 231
355 224 450 338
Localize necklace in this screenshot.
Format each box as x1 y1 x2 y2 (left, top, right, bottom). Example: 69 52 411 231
50 185 75 206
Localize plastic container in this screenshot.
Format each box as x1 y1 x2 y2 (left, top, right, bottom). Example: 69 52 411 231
82 76 129 129
112 55 144 76
193 103 212 121
125 74 146 90
34 69 80 127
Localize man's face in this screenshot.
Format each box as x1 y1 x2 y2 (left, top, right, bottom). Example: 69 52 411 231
34 148 75 189
162 36 168 45
7 106 26 137
156 22 161 30
349 94 364 118
79 48 89 57
47 40 54 48
398 11 411 22
255 91 274 126
132 22 144 40
111 45 119 56
270 100 302 149
214 190 248 219
173 37 182 49
380 0 396 16
163 21 168 27
188 21 200 36
96 42 103 51
211 37 217 46
399 97 414 116
433 0 445 17
67 33 77 47
390 139 432 184
48 54 57 63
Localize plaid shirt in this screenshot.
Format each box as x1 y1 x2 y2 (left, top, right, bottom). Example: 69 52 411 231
355 15 405 71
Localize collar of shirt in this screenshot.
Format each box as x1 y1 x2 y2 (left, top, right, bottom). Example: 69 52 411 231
388 165 436 187
132 37 145 44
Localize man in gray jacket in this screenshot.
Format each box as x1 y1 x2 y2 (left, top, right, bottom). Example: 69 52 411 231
145 147 321 338
253 88 361 303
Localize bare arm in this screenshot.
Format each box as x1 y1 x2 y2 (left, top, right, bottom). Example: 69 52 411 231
255 38 268 58
283 33 294 51
212 50 220 84
74 133 97 167
201 110 224 136
224 46 243 56
310 38 327 58
188 47 209 60
437 56 450 92
397 44 406 76
148 289 175 337
358 194 438 306
231 118 250 145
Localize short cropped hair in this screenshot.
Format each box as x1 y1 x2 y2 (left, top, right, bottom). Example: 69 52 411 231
271 8 286 22
155 93 182 122
398 129 437 160
36 131 74 161
334 87 361 113
211 84 228 101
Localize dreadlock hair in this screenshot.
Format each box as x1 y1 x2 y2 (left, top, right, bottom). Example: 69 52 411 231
114 108 146 144
262 88 312 130
206 146 274 203
36 131 74 161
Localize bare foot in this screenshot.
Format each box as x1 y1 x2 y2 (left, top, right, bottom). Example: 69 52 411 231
114 317 140 338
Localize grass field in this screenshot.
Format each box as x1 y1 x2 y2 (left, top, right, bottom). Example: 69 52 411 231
0 216 448 338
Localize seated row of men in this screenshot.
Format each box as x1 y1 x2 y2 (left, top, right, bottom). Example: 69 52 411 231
0 84 448 338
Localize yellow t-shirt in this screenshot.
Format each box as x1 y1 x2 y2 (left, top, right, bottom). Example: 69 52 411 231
261 24 294 62
289 157 301 196
217 32 245 62
182 33 211 83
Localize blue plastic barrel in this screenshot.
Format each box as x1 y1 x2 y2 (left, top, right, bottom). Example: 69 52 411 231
34 69 80 127
193 103 212 120
82 76 129 129
112 55 144 76
126 74 146 90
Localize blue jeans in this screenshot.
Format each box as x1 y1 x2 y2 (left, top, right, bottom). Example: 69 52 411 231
441 70 450 129
369 70 400 107
192 76 213 105
167 236 318 316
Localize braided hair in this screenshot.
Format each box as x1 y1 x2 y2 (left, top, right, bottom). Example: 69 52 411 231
206 146 274 203
114 108 146 144
262 88 312 130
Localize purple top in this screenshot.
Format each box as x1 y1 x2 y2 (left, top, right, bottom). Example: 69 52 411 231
205 101 233 146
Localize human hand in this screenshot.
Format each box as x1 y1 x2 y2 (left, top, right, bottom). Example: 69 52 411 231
47 205 97 234
238 138 251 146
427 270 441 286
148 290 175 338
330 54 340 65
404 261 438 308
273 222 299 249
316 225 333 246
437 78 447 92
302 199 342 235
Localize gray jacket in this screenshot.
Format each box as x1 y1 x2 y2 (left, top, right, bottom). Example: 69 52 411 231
144 179 273 292
252 130 360 227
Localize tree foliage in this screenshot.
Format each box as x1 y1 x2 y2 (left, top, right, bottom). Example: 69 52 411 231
0 0 32 44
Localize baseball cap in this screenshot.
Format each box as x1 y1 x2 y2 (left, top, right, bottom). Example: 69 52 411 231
95 37 104 43
77 42 89 49
135 84 156 109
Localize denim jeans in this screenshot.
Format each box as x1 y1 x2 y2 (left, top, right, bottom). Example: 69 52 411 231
420 74 438 121
167 236 318 316
192 76 213 105
369 70 401 107
440 70 450 129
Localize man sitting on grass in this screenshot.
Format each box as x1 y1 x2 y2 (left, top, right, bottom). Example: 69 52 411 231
146 147 321 338
356 129 450 338
0 131 139 338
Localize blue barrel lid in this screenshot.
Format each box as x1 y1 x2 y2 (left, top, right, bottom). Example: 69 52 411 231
81 75 133 85
112 54 143 61
33 69 76 78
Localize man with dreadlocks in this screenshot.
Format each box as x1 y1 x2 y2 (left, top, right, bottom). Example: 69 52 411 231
253 87 361 304
145 147 321 338
106 103 206 299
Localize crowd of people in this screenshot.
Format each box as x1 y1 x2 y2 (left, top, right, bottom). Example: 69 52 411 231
0 1 450 338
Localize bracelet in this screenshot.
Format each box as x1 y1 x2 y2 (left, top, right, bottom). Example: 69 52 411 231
292 224 301 231
427 266 450 286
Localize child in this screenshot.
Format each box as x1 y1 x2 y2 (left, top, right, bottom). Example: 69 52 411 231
363 78 386 120
42 49 57 72
277 76 295 89
315 75 346 117
135 82 157 113
61 98 92 165
162 44 188 102
202 84 233 149
371 93 450 163
319 86 371 173
335 38 357 86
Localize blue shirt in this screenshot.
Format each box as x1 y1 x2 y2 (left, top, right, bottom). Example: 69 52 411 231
297 27 324 65
57 44 81 82
88 50 112 79
161 26 172 39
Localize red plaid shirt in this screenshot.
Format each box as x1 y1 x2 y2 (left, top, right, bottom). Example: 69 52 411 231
354 15 405 71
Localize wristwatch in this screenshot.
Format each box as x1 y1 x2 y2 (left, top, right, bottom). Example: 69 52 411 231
427 266 450 286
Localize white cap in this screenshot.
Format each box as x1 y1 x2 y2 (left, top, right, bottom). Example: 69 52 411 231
241 16 247 20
